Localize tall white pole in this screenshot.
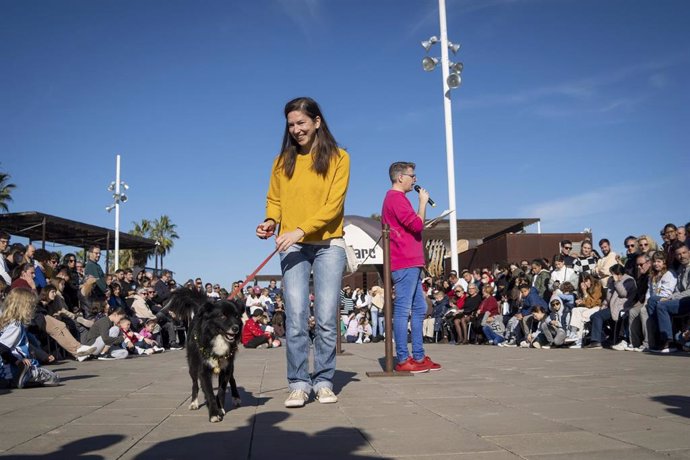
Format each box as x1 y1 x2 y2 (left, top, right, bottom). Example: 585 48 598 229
114 154 121 271
438 0 459 274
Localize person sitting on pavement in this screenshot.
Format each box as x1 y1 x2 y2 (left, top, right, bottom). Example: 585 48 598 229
0 288 60 388
242 308 280 349
80 307 129 360
586 264 637 349
564 272 603 348
131 287 181 350
647 242 690 353
549 254 579 293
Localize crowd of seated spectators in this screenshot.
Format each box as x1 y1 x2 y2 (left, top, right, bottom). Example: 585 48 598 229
328 221 690 355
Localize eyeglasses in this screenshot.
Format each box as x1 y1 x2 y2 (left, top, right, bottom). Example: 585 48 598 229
626 244 636 248
401 173 416 179
0 239 9 244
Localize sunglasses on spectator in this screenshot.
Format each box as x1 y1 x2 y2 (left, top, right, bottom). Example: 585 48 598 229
563 246 572 250
626 244 636 248
636 263 648 267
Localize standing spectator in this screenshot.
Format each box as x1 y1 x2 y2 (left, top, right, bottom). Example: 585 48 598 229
340 285 354 314
595 239 617 287
637 235 658 257
84 245 107 300
267 279 282 302
661 224 680 272
205 283 220 301
558 240 576 268
622 236 639 276
574 240 599 274
255 96 349 407
369 285 385 341
530 259 550 298
381 161 440 373
153 270 172 305
0 230 11 285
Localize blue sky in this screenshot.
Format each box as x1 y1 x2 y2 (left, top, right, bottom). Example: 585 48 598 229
1 0 688 285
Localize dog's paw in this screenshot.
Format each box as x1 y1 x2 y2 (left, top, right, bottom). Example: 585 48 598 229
188 399 200 410
209 415 222 423
232 397 241 407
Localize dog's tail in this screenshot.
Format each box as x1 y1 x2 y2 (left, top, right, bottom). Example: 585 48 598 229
166 288 209 322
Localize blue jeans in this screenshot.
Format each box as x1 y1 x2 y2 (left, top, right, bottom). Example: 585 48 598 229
482 326 505 344
589 307 612 343
370 307 384 337
391 267 426 362
649 296 690 343
280 243 345 393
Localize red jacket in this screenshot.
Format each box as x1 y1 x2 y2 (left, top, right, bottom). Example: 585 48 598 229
477 296 499 316
241 318 267 345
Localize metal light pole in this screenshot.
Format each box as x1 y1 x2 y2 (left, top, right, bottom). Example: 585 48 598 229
106 154 128 271
421 0 462 274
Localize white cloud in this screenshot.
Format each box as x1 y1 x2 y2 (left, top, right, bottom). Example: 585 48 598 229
519 184 643 227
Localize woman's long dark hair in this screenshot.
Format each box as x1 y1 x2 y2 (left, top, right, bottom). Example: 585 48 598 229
278 97 339 179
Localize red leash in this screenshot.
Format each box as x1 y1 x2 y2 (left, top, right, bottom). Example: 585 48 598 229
229 248 279 299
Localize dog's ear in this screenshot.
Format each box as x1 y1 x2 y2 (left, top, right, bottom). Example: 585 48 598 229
228 299 244 318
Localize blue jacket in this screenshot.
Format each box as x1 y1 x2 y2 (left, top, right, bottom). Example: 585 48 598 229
521 287 548 315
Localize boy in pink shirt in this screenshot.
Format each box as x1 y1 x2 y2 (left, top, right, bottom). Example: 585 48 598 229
381 162 441 373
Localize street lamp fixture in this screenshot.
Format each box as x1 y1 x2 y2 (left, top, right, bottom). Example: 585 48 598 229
105 154 129 271
419 0 463 274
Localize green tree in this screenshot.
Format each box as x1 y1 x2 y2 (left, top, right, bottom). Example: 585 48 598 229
0 166 17 213
151 215 179 270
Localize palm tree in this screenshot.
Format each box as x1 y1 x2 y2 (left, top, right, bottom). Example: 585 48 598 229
0 166 17 213
150 215 179 270
128 219 154 268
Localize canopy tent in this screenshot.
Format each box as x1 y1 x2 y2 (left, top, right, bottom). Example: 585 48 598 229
0 211 157 251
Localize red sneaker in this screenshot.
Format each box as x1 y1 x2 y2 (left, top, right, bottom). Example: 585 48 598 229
395 357 429 374
421 355 442 371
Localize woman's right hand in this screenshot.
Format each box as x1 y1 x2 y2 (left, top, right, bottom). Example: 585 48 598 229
256 220 276 239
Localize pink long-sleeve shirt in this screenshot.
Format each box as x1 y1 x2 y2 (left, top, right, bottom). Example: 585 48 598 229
381 189 425 271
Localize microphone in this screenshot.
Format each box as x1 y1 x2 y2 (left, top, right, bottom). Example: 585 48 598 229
414 185 436 207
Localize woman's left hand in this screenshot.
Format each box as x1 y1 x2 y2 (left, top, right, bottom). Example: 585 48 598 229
275 229 305 252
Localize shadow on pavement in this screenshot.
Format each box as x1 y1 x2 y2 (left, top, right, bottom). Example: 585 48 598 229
332 370 360 394
132 411 389 460
651 395 690 418
4 434 125 459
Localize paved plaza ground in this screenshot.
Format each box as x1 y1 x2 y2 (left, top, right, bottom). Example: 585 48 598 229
2 342 690 459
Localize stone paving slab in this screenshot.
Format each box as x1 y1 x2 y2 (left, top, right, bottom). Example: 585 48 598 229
2 343 690 459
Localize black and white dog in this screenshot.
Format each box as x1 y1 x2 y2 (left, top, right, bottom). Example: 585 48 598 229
167 288 243 423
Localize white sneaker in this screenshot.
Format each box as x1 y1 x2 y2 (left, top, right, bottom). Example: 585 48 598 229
564 332 578 344
284 389 309 408
363 337 371 343
519 341 529 348
315 387 338 404
570 340 582 349
75 344 96 357
355 338 363 344
532 342 542 349
611 341 628 351
542 345 551 349
634 345 648 352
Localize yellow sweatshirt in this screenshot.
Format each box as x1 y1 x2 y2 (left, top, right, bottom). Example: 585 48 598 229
265 148 350 242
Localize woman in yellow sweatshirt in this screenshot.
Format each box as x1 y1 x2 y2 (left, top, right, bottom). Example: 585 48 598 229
256 97 350 409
